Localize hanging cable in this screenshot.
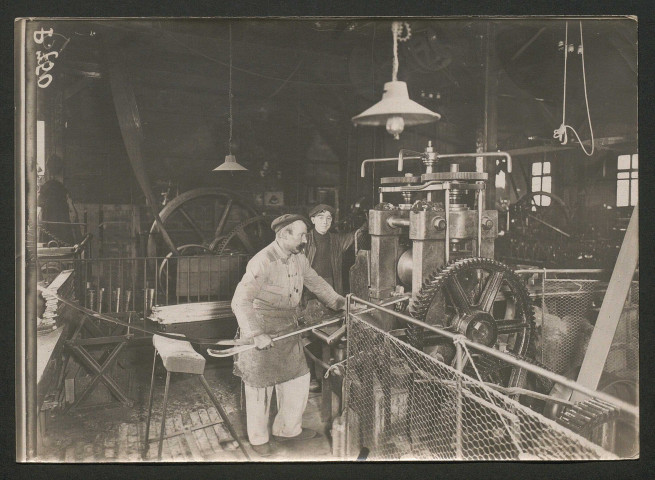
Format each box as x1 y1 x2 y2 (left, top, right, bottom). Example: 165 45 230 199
392 22 400 82
553 21 595 156
228 23 233 155
391 21 412 82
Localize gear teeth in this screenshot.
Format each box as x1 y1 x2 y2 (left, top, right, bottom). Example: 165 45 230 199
408 257 536 390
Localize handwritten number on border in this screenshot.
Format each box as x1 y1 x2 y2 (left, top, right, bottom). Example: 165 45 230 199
34 28 57 88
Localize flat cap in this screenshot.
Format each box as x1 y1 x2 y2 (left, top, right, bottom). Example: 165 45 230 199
308 203 335 218
271 214 310 233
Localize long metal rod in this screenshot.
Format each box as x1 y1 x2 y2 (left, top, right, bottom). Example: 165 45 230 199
515 269 603 274
207 317 343 357
541 269 546 365
454 342 463 459
476 189 482 257
143 348 158 458
158 371 171 460
396 154 423 172
207 296 409 357
16 18 28 463
310 324 346 345
437 152 512 173
24 19 39 461
527 213 571 237
344 294 352 458
360 157 399 178
511 26 547 61
39 220 88 226
348 295 638 418
444 186 450 264
39 254 250 263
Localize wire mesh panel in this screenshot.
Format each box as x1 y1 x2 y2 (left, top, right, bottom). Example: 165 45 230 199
344 314 616 460
536 279 600 375
607 281 639 379
533 274 638 383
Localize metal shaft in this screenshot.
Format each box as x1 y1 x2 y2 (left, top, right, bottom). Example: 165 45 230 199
444 185 450 264
477 188 483 257
158 371 171 460
143 349 158 459
23 19 39 460
210 297 409 356
455 341 463 459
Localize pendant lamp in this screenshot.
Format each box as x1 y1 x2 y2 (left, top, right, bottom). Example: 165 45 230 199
214 23 247 172
213 154 247 171
352 22 440 139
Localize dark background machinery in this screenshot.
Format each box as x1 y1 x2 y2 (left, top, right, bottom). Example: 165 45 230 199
496 190 628 269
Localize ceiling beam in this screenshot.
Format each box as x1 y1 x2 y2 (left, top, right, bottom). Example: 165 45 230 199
505 145 574 156
64 77 95 101
510 26 547 62
93 21 350 83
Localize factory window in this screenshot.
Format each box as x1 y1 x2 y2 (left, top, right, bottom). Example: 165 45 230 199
616 154 638 207
531 161 551 208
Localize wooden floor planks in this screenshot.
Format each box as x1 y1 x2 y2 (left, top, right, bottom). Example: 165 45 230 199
55 406 247 462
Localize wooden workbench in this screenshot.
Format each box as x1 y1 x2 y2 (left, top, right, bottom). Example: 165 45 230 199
37 321 73 409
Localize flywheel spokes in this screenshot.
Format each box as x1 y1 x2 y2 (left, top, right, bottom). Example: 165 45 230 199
409 257 535 389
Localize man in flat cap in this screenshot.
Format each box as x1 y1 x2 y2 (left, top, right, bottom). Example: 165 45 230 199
231 213 346 457
303 204 356 392
305 204 355 297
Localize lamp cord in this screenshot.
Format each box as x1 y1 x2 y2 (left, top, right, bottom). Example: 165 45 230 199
562 22 568 127
553 21 595 156
228 23 233 155
391 21 411 82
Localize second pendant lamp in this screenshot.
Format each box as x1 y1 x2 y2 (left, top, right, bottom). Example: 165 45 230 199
214 22 247 172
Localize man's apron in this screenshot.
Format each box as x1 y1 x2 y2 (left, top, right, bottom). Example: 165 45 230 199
233 307 309 388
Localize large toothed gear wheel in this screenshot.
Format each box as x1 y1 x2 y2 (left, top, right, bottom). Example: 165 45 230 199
409 257 536 389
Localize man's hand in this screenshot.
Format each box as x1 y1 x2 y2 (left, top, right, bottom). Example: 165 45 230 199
335 296 347 311
253 334 273 350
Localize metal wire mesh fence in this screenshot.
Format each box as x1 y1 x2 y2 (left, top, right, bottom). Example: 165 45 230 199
343 313 617 460
523 271 639 383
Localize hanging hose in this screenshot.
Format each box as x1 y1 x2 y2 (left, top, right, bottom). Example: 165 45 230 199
553 21 595 156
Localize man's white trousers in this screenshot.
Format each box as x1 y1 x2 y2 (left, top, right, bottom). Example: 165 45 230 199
244 372 310 446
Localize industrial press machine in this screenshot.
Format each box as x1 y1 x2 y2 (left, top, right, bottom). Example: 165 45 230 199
356 141 503 298
344 142 537 389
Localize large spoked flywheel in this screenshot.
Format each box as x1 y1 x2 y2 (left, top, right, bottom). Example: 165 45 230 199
215 215 276 255
409 257 535 389
146 187 259 258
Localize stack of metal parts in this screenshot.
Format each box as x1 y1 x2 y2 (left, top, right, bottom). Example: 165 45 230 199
38 269 75 334
85 286 134 314
148 301 237 340
556 398 620 438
